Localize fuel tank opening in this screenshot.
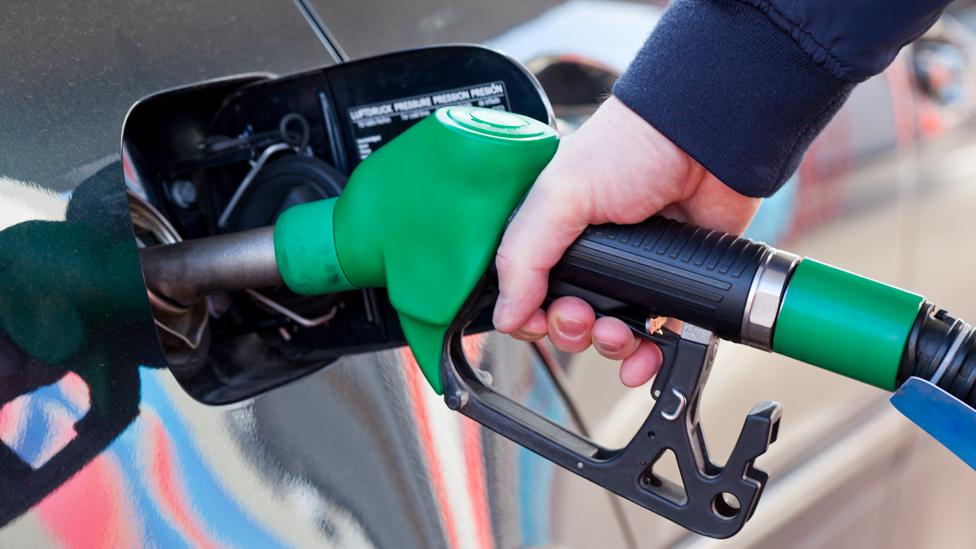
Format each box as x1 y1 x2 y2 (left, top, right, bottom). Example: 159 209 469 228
122 73 365 404
126 122 360 405
129 191 211 377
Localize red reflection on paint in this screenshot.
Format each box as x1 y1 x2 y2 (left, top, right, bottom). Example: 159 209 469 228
38 453 140 549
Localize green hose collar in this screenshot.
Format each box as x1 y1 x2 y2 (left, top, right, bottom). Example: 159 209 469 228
274 197 355 295
772 259 924 390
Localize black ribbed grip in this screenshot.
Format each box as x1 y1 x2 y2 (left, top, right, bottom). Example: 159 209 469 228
551 216 769 342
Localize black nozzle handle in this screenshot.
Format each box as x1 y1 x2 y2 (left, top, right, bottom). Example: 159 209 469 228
442 281 780 539
550 216 770 342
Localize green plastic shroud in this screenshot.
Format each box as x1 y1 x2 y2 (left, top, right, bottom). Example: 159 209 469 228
275 107 559 393
772 259 924 390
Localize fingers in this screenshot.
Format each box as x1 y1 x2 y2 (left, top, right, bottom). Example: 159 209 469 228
510 308 548 341
508 296 662 388
591 316 640 360
493 167 590 334
592 316 662 387
619 342 664 387
546 296 595 353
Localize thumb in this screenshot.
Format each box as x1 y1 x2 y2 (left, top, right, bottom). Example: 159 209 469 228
493 176 589 333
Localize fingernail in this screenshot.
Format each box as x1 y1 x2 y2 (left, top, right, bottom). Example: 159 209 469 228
514 328 545 340
555 316 585 339
493 296 513 332
597 341 623 354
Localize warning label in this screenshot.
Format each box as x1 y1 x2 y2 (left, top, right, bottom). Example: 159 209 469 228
347 81 509 160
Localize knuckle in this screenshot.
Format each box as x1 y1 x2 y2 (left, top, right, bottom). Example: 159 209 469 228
494 248 516 274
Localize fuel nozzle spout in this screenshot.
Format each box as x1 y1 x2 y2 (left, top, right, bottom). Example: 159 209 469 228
138 226 282 306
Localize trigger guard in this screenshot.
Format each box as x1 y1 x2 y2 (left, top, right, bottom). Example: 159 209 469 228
438 283 781 539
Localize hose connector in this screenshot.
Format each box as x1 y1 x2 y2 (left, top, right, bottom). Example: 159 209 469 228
740 247 799 351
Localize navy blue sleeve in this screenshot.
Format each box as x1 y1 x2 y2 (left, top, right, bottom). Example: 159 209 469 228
612 0 951 197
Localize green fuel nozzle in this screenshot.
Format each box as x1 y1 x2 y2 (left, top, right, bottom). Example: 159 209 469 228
274 107 558 392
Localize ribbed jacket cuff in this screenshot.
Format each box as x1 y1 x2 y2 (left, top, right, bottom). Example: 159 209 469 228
612 0 855 197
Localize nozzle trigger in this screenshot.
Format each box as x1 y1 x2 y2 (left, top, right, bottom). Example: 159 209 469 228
440 283 781 539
